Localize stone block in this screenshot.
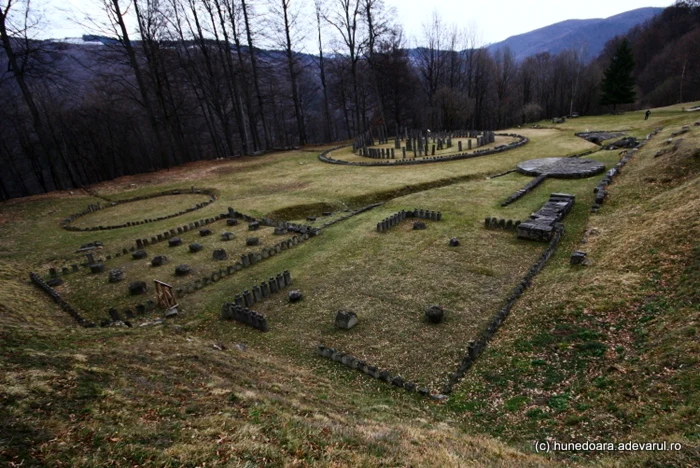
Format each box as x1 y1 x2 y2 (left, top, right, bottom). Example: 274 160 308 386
335 310 358 330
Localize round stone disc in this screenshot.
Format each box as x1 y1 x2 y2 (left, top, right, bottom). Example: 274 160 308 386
516 157 605 178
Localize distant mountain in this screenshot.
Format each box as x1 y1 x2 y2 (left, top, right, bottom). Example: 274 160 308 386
487 7 663 62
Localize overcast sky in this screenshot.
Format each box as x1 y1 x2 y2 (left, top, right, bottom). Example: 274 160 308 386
34 0 673 47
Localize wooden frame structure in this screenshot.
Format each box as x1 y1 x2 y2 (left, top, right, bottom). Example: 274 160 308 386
154 280 177 310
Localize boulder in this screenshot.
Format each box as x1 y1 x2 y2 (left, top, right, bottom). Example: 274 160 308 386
212 249 228 261
288 290 303 303
413 221 427 230
168 237 182 247
175 264 192 276
335 310 358 330
199 228 213 237
90 263 105 274
129 281 148 295
132 250 148 260
221 232 235 241
108 269 125 283
189 243 203 253
425 305 444 324
248 221 260 231
570 250 587 265
449 237 460 247
151 255 168 267
226 218 239 226
246 237 259 246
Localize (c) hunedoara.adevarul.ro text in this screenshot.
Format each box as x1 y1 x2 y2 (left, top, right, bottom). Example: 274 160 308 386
533 440 683 453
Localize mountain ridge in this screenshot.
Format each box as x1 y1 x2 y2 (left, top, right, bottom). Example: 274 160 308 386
487 7 664 61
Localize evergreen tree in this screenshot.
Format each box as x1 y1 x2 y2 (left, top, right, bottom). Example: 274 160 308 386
600 39 636 112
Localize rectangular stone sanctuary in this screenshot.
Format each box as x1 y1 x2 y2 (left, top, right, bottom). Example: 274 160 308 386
517 193 575 242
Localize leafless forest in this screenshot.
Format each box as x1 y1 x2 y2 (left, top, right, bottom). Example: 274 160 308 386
0 0 698 199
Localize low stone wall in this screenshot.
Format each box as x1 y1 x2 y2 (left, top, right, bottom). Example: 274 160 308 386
317 203 383 230
501 174 548 206
487 169 516 179
319 134 528 166
62 187 217 231
591 127 663 212
484 217 521 232
441 224 565 394
221 303 268 331
376 209 442 232
29 272 95 327
231 271 292 308
517 193 575 242
315 345 430 395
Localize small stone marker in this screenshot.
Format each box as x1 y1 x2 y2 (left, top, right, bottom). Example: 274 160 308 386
199 228 213 237
449 237 460 247
226 218 238 226
168 237 182 247
335 310 358 330
288 290 303 303
90 263 105 274
425 305 444 324
246 237 259 246
248 221 260 231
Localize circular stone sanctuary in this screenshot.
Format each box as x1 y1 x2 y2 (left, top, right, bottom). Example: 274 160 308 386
516 157 606 178
319 129 529 166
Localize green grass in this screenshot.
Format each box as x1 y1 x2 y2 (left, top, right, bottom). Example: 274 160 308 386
1 101 699 466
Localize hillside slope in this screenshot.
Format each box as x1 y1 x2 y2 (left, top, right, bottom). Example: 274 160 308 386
449 107 700 466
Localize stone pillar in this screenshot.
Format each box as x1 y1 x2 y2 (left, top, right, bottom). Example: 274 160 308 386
243 290 254 307
253 285 263 302
283 270 292 285
269 277 279 293
458 141 462 152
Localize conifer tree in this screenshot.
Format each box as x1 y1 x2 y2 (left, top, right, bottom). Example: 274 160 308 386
600 39 636 113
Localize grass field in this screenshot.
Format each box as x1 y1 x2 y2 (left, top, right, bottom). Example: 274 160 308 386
1 103 698 466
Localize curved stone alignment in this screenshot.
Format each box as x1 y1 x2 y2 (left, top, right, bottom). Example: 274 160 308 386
61 187 217 231
516 158 606 178
319 133 528 166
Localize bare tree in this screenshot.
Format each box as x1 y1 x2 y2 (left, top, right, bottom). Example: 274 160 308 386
324 0 365 135
267 0 306 144
240 0 270 149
